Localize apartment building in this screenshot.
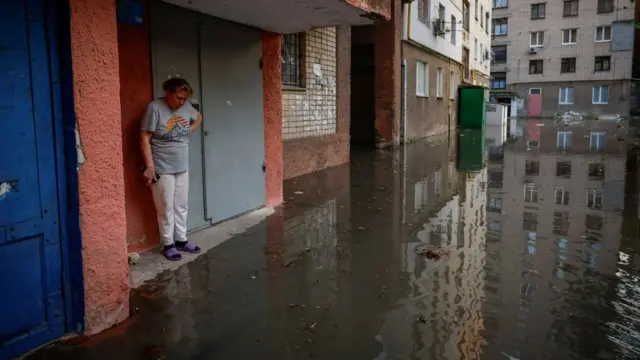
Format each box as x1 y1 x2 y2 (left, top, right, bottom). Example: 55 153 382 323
490 0 635 118
401 0 463 141
466 0 493 88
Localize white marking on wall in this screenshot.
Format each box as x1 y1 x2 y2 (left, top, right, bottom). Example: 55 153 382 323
282 27 337 140
76 120 86 171
0 181 16 200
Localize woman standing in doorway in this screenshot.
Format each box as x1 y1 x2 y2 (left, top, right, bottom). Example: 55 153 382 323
141 78 202 260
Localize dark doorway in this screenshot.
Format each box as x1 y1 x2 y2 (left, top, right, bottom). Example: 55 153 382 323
350 25 376 148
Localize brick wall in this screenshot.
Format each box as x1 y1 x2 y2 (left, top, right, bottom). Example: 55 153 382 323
282 27 337 140
282 26 351 180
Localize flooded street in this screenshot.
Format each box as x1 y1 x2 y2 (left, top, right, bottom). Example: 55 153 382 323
27 120 640 360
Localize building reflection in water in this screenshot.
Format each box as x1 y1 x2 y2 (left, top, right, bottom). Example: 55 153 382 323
31 120 640 360
481 119 630 359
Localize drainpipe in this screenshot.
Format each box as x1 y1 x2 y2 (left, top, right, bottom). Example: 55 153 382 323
402 59 407 143
407 1 412 42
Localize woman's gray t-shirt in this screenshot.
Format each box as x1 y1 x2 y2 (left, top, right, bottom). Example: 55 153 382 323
140 99 198 174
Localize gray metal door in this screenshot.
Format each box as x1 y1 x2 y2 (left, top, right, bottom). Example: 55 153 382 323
150 2 208 231
199 18 266 223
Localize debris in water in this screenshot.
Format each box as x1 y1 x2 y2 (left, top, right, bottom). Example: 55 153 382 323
294 191 304 195
415 245 450 260
417 316 429 324
301 321 316 331
128 252 140 265
500 352 520 360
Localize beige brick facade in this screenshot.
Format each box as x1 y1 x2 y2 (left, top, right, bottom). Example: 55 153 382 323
282 27 338 140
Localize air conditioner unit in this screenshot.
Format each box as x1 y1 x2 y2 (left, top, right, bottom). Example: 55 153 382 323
434 19 446 36
528 47 539 54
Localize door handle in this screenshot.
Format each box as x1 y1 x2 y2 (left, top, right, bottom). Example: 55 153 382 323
204 130 209 136
262 162 266 172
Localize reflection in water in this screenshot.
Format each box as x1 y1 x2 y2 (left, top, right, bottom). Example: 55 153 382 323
28 120 640 360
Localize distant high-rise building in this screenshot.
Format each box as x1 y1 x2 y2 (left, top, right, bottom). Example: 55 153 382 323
489 0 634 118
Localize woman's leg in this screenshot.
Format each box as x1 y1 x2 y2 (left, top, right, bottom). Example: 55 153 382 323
151 174 181 260
174 170 200 253
173 170 189 243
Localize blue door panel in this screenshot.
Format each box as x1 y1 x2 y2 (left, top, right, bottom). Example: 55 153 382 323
0 236 46 339
0 0 68 358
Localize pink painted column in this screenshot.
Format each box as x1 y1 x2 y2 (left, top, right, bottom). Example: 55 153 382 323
69 0 130 334
262 32 284 207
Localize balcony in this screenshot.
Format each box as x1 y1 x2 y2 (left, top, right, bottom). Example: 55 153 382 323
163 0 391 34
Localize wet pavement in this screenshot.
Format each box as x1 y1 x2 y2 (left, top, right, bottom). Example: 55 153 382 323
27 119 640 359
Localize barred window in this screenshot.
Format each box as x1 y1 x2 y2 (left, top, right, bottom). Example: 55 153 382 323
418 0 430 26
281 33 305 87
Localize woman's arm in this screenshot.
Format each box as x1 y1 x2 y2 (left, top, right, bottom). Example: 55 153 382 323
190 112 202 132
140 131 155 185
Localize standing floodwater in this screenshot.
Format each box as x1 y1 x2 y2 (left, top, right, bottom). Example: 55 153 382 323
25 120 640 359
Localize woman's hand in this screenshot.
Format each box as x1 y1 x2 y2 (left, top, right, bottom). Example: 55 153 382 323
143 166 156 186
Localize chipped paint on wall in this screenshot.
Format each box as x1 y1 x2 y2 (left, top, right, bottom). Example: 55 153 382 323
0 180 17 200
75 120 87 171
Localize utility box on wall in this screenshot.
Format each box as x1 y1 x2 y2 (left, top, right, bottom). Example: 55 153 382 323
458 86 486 130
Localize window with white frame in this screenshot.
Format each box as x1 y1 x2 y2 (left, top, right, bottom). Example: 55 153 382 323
524 183 538 203
450 71 456 99
562 29 577 45
555 187 570 205
474 38 478 59
590 132 606 151
592 85 609 104
485 12 490 34
437 68 444 98
416 61 429 96
530 31 544 47
587 189 603 210
529 88 542 95
414 178 428 213
557 131 572 149
451 15 457 45
595 26 612 42
559 87 574 104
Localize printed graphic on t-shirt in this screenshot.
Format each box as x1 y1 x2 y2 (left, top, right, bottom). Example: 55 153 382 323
163 115 190 139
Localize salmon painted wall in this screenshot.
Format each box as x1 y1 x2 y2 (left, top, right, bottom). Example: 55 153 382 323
262 32 284 207
69 0 130 334
116 1 158 252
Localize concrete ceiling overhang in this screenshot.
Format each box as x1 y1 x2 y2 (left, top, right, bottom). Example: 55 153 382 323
163 0 376 34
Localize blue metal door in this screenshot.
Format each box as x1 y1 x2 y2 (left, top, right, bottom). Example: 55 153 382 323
0 1 67 357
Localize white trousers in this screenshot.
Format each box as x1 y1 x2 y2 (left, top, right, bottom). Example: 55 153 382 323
151 171 189 246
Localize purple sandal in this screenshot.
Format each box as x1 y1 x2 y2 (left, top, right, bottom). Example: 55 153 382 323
176 241 201 254
163 247 182 261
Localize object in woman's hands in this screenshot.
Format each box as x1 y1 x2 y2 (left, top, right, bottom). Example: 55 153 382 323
141 165 160 183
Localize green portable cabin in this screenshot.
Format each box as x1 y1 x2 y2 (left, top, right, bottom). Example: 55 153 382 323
458 86 486 130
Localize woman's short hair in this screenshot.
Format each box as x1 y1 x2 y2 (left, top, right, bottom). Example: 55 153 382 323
162 77 193 95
